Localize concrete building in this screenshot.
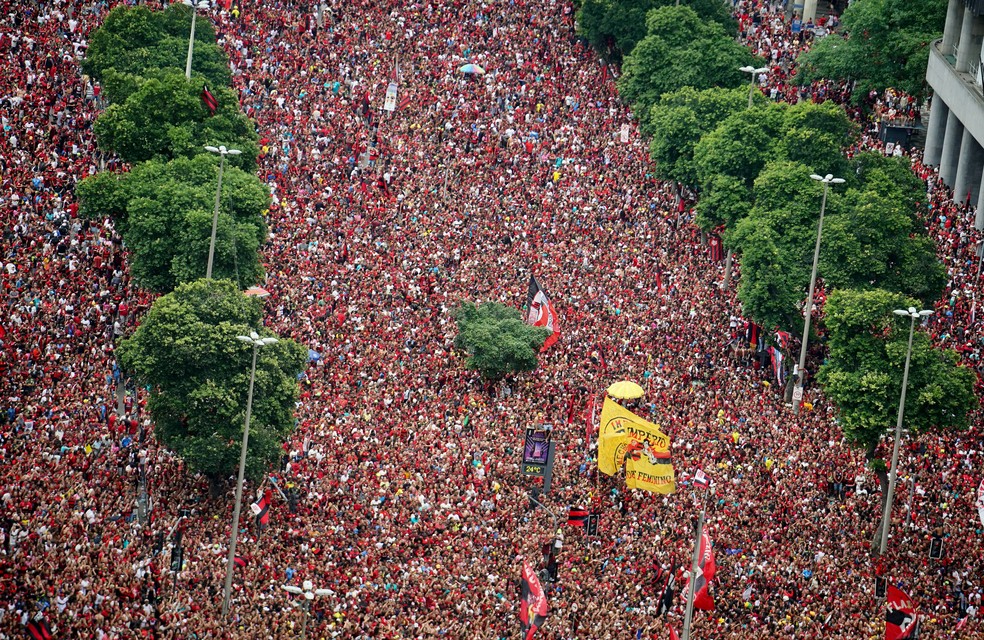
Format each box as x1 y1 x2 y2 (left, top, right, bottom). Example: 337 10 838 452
923 0 984 225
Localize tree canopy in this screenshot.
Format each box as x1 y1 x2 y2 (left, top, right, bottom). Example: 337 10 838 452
454 302 550 380
733 158 946 334
577 0 737 61
117 279 308 483
94 70 258 172
77 154 269 293
793 0 947 100
83 4 231 89
817 288 976 456
644 86 749 186
618 6 755 112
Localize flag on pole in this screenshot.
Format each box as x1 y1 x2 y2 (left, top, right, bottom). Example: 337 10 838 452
658 569 676 617
708 234 724 262
527 276 560 351
885 584 918 640
519 561 549 640
201 83 218 115
250 490 272 527
685 532 716 611
693 468 710 490
566 506 589 527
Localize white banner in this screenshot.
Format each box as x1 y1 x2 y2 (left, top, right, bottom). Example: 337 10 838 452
977 479 984 527
384 82 398 112
620 123 630 144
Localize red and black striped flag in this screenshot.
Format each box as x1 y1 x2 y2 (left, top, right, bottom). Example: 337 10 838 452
567 506 589 527
708 234 724 262
519 561 549 640
885 585 918 640
251 490 272 527
26 619 53 640
201 83 218 115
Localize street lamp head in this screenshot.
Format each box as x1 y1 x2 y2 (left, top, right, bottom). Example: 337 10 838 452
204 145 220 153
236 335 254 343
282 585 303 595
919 309 933 317
227 149 242 156
314 589 334 597
892 309 908 316
753 67 769 74
303 580 314 591
810 173 845 184
305 591 315 600
739 65 756 73
259 337 279 346
809 174 824 181
249 330 260 340
830 178 845 184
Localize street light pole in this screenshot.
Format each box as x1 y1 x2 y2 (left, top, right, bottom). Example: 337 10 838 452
183 0 210 80
721 65 771 288
204 145 241 279
221 331 279 617
738 65 770 109
878 307 932 556
283 580 334 640
792 173 844 415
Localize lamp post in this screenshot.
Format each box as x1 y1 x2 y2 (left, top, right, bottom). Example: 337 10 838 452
204 145 241 279
878 307 932 556
738 65 770 109
283 580 334 640
221 330 279 617
792 173 845 415
183 0 211 81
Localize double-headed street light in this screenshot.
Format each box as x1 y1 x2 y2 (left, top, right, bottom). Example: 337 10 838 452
793 173 845 415
221 330 279 617
739 65 770 109
283 580 334 639
878 307 933 556
183 0 211 80
204 145 241 279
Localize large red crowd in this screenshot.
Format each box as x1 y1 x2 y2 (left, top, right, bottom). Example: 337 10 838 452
0 0 981 638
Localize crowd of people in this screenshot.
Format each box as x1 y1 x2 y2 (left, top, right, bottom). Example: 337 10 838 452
0 0 982 638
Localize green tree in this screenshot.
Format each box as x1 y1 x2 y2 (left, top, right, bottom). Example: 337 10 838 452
817 288 976 528
77 155 269 292
693 103 786 232
644 86 749 186
577 0 737 61
735 159 946 333
794 0 947 100
733 161 837 332
618 6 755 113
454 302 550 380
117 279 307 487
778 101 856 178
83 4 230 90
94 70 258 172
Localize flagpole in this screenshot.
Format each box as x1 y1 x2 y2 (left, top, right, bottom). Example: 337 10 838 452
682 491 709 640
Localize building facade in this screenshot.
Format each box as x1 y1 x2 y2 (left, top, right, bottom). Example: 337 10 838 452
924 0 984 225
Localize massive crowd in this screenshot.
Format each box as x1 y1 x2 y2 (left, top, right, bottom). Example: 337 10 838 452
0 0 981 638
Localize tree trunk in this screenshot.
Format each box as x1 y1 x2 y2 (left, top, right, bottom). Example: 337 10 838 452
209 475 224 500
723 249 733 288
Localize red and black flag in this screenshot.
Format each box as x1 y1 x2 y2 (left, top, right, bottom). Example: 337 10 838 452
26 619 52 640
658 567 676 617
685 531 716 611
201 83 218 115
519 561 549 640
566 506 589 527
708 234 724 262
526 276 560 351
234 555 248 569
252 490 272 528
399 92 412 110
885 585 918 640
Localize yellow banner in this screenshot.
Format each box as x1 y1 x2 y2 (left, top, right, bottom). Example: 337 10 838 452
597 397 675 494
